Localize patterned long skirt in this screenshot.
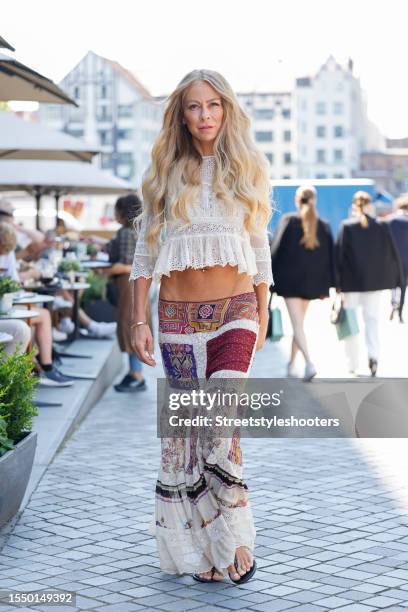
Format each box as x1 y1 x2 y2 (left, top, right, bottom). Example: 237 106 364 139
152 291 259 575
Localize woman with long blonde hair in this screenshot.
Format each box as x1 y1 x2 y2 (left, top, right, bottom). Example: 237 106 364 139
130 69 273 583
271 185 335 380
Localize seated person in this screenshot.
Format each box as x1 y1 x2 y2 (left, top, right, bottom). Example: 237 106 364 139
0 221 73 387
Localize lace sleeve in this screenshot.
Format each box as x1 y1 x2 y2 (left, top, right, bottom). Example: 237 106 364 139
129 208 157 281
250 227 274 287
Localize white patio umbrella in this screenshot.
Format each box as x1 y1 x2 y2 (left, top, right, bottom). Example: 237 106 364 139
0 36 15 52
0 159 134 228
0 52 76 105
0 112 100 162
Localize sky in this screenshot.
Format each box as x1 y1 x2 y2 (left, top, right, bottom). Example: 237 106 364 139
3 0 407 137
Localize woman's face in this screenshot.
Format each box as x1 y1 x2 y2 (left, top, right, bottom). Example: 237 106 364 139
182 81 224 153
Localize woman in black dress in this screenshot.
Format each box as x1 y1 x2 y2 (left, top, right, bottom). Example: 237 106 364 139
271 185 335 380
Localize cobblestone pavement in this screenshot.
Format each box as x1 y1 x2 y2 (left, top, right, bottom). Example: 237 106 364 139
1 296 408 611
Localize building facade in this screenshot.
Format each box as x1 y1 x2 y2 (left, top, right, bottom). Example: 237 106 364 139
39 53 384 186
237 91 296 179
356 149 408 196
294 56 383 180
38 51 164 188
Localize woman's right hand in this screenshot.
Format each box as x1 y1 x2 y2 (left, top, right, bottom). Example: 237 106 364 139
131 324 156 366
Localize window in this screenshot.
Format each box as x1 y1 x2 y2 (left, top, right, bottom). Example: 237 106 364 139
283 130 291 142
118 104 133 118
73 86 80 100
333 173 344 178
97 105 112 121
117 129 133 140
265 152 274 164
100 84 108 99
118 152 133 164
282 175 291 179
282 109 291 119
316 149 326 163
333 101 344 114
98 130 112 146
283 152 292 165
316 125 326 138
301 121 307 134
334 125 344 138
101 153 112 169
254 108 274 120
66 129 84 139
315 173 327 178
334 149 344 162
255 131 273 142
316 101 326 115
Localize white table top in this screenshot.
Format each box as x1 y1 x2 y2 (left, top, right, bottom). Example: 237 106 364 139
13 294 55 305
0 307 40 320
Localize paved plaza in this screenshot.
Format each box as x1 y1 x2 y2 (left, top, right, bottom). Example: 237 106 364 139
1 294 408 611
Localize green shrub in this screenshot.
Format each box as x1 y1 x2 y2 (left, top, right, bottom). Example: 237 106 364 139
0 414 14 457
0 348 38 443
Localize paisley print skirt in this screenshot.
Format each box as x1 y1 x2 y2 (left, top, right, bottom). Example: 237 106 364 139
152 291 259 575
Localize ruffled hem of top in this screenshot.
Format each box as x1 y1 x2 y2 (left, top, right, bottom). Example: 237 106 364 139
152 233 258 284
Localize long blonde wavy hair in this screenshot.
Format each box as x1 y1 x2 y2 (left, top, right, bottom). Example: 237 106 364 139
136 69 272 252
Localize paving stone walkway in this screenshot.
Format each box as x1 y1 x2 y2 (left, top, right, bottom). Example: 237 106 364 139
1 297 408 611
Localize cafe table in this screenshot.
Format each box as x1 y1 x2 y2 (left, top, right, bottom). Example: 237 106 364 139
0 307 40 323
29 281 90 343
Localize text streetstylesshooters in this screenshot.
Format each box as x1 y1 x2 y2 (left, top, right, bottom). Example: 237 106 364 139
168 415 340 428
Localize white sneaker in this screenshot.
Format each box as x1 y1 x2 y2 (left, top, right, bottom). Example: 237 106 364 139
303 362 317 382
53 296 73 310
52 328 68 342
87 321 117 338
58 317 75 334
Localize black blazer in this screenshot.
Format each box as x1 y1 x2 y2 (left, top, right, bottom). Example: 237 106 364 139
335 215 404 292
271 213 335 299
383 212 408 276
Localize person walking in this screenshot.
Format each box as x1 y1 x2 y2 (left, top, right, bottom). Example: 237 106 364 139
270 185 335 381
130 69 273 583
336 191 404 376
384 194 408 323
105 194 148 392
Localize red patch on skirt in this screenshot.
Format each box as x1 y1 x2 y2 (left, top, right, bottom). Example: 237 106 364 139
206 328 257 378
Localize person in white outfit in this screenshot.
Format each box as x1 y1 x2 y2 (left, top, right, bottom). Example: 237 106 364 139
335 191 404 376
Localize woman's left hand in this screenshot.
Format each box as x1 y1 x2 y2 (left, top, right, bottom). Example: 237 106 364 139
255 309 268 351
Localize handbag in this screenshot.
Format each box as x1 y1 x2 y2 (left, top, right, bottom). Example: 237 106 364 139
266 291 284 342
331 296 359 340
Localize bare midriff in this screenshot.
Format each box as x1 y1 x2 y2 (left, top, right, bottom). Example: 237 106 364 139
158 265 255 302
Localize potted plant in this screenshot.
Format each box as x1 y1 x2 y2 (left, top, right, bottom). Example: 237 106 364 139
0 348 38 527
58 260 81 284
86 243 99 259
0 277 20 315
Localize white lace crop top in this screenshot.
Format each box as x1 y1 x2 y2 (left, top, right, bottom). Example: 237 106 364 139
129 156 273 286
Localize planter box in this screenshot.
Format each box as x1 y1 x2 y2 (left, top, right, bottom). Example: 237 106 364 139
0 431 37 528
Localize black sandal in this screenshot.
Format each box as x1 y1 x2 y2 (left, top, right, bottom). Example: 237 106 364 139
192 567 222 583
229 555 257 584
